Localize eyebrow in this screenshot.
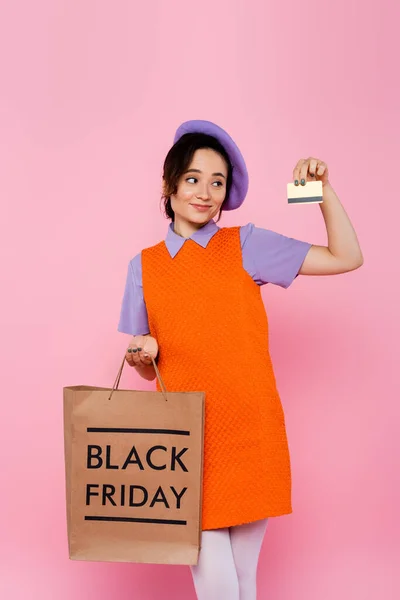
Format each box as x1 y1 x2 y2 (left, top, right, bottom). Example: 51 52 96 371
184 168 226 179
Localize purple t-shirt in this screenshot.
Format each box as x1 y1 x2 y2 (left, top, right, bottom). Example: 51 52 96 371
118 220 312 336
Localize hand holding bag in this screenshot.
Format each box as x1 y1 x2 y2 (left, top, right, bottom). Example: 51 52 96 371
63 354 205 565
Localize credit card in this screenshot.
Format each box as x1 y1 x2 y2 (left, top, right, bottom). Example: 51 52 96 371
287 180 323 204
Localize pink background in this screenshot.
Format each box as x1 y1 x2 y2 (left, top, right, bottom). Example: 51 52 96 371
1 1 398 598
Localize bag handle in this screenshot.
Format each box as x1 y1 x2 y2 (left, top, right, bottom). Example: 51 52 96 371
108 353 168 402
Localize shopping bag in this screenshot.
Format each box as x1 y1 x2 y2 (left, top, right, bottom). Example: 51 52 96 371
63 354 205 565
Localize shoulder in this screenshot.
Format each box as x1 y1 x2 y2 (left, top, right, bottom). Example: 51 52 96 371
216 223 271 251
239 222 256 247
217 224 244 238
220 223 276 248
141 239 166 256
125 239 167 289
130 240 166 268
129 252 142 266
129 240 164 271
238 222 304 248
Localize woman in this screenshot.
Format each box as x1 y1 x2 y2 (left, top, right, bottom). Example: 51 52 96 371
118 120 363 600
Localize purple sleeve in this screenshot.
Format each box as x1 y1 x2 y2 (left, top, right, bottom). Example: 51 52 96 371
117 253 150 335
240 223 312 288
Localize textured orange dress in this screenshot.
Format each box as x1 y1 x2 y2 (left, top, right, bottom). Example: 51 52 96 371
141 226 292 531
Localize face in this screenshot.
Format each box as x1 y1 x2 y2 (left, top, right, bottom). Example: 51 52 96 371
169 148 228 228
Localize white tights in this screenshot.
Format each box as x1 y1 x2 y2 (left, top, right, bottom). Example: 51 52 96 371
190 518 268 600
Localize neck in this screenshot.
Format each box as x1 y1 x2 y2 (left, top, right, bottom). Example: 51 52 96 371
173 216 211 239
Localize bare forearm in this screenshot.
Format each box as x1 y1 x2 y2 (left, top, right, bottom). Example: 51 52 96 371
320 182 363 266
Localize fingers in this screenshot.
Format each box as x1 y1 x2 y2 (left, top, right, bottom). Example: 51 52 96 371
309 158 327 178
299 160 309 185
293 159 305 185
126 342 140 367
293 157 326 185
126 336 153 368
138 346 153 366
138 336 155 365
308 158 318 177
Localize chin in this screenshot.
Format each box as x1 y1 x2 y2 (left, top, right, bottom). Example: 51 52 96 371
186 212 213 224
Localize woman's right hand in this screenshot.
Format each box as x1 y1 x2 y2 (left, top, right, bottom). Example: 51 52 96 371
125 335 158 368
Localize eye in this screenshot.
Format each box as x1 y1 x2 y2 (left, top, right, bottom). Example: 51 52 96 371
185 177 224 187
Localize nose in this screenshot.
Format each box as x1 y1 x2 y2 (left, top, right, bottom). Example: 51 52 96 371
196 184 211 201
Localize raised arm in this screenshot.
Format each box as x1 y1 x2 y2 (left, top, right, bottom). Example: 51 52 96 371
293 158 364 276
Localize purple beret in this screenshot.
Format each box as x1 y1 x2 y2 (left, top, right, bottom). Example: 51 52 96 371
173 119 249 211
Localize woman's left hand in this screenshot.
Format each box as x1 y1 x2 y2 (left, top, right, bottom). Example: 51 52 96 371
293 157 330 188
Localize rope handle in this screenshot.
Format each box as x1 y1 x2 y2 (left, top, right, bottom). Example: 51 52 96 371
108 348 168 401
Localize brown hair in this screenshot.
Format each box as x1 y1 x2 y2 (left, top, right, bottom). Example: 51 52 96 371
161 132 233 222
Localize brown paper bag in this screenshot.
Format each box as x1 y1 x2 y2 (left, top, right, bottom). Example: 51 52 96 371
63 355 205 565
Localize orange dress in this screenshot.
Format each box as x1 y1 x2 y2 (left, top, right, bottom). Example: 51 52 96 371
141 226 292 530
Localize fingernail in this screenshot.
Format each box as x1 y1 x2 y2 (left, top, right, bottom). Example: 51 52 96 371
137 347 142 351
294 180 299 186
132 348 138 353
301 179 306 185
310 173 315 177
128 348 132 353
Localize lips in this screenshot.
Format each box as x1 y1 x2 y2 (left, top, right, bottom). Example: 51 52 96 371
190 203 211 209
